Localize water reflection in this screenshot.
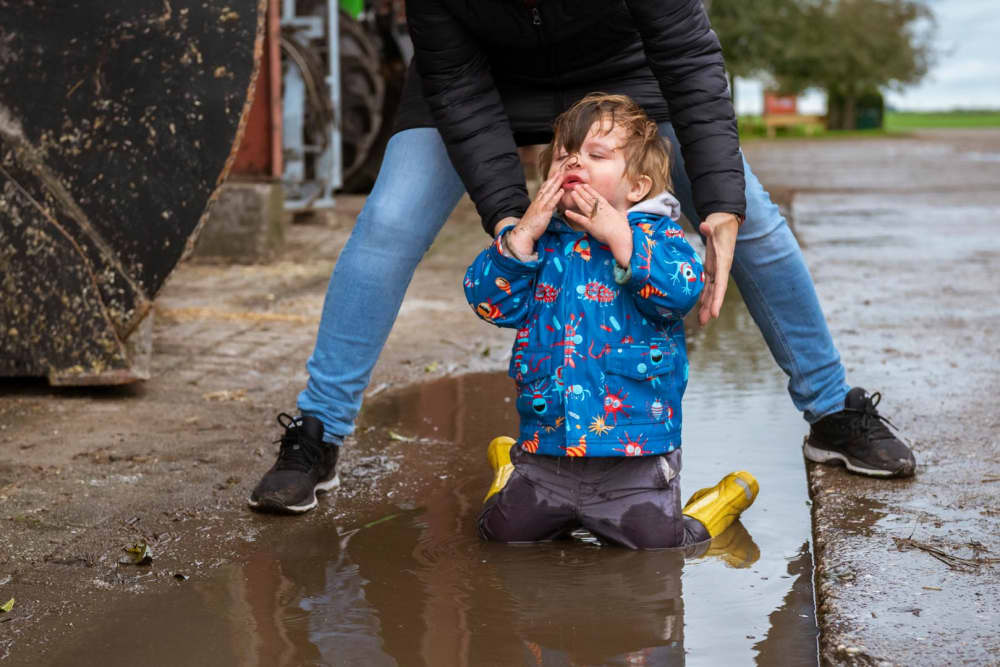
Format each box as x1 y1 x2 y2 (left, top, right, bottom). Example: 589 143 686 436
252 511 759 665
217 489 765 665
326 509 692 665
39 289 816 666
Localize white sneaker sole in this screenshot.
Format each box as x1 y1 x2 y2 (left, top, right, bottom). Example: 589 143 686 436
802 440 895 478
247 474 341 514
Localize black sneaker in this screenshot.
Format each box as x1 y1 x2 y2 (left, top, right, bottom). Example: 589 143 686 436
248 413 340 513
803 388 916 478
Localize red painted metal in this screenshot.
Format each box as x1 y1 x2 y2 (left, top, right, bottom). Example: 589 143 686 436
232 0 282 178
268 0 282 178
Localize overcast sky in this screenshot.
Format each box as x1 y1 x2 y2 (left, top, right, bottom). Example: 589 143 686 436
733 0 1000 113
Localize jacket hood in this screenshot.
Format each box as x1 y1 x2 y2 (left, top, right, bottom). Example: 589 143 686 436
628 191 682 220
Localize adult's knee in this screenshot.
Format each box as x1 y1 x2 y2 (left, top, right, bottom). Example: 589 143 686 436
356 184 450 251
353 197 416 248
734 215 801 267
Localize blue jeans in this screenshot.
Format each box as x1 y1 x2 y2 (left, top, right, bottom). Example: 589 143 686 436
298 126 849 442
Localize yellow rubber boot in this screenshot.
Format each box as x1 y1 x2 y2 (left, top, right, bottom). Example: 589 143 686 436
484 436 516 503
682 471 759 538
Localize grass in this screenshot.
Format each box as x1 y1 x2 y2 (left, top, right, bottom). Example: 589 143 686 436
737 116 888 140
884 110 1000 130
738 109 1000 140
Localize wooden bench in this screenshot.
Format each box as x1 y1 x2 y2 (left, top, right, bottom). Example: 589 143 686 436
762 114 826 138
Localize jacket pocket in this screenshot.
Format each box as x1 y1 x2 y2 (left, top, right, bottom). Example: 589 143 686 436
509 350 562 426
603 342 680 427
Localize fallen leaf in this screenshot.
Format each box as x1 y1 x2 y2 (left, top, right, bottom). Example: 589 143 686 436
387 430 416 442
120 542 153 566
363 513 400 529
0 598 13 613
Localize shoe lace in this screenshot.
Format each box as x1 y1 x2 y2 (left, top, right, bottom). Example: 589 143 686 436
852 392 897 441
273 412 323 473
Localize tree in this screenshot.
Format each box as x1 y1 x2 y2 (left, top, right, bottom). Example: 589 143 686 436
705 0 805 109
706 0 935 129
770 0 935 129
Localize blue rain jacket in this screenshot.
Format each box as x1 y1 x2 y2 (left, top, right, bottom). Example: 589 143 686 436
464 192 705 457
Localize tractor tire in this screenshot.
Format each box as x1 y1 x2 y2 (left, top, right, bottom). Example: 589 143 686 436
338 10 385 191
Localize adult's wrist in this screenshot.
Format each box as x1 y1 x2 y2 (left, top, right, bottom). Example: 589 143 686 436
705 211 743 227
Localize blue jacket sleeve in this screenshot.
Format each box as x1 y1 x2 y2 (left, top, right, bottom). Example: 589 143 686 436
464 230 540 328
618 213 704 322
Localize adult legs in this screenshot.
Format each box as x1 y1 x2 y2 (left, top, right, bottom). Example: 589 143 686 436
658 122 849 423
297 128 467 441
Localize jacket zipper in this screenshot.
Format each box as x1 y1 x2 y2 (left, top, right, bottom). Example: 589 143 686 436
524 3 557 113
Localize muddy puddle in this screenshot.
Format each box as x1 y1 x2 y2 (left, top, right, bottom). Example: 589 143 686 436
39 295 816 666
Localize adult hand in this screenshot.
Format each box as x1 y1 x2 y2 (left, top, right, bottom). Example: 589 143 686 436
697 212 740 325
563 184 632 267
502 163 566 258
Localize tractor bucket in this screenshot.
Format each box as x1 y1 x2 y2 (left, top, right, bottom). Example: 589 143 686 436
0 0 266 385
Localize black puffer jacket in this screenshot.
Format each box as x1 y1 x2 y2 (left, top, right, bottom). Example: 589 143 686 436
400 0 744 234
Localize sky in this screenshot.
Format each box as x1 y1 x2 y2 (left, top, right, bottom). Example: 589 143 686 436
733 0 1000 114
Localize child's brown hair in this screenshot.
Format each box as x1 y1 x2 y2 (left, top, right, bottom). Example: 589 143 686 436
539 93 672 201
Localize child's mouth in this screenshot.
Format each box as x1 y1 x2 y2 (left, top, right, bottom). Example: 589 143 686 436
562 174 584 188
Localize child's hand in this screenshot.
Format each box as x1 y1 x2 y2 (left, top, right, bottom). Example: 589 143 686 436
504 163 566 258
564 184 633 267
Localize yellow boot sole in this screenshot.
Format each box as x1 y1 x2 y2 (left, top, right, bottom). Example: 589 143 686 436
484 436 516 503
682 471 759 538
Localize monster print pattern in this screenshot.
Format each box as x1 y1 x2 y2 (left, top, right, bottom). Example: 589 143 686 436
463 193 703 457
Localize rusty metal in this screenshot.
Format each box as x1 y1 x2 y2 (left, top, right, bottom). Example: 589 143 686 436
0 0 266 385
232 0 283 179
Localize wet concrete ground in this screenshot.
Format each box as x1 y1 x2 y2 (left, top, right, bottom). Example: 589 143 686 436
747 130 1000 665
0 129 998 664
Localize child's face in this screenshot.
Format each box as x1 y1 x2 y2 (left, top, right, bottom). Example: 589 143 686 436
547 118 640 215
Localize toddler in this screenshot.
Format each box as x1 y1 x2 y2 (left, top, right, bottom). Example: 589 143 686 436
464 94 758 548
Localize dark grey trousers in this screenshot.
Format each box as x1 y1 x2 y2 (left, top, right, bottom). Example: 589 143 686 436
479 447 709 549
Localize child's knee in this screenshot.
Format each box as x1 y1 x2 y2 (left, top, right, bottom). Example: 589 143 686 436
478 477 572 543
618 502 686 549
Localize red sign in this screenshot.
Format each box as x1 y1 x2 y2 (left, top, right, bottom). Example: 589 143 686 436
764 91 797 116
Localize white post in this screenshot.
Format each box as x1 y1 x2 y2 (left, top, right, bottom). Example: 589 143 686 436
326 1 342 194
